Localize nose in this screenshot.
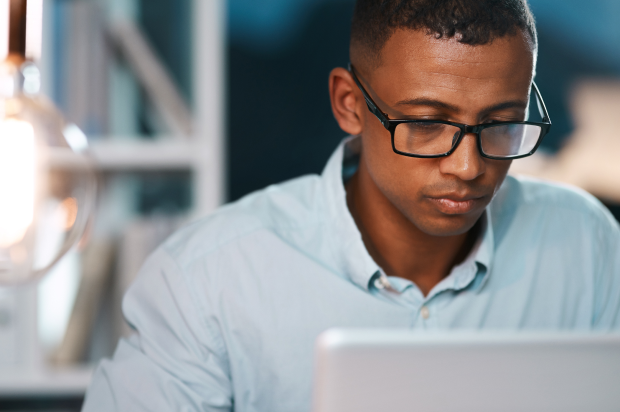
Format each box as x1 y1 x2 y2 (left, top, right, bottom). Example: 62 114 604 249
438 132 486 181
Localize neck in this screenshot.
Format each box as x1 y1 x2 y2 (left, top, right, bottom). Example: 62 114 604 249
346 157 480 297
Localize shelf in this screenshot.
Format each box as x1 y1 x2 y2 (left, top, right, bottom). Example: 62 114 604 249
88 138 201 171
0 365 94 397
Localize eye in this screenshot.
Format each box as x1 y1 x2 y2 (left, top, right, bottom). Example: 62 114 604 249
483 119 508 125
413 123 443 129
483 115 524 124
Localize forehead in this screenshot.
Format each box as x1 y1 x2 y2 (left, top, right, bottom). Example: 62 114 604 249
370 29 535 106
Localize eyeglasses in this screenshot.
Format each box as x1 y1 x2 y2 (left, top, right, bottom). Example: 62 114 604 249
348 63 551 160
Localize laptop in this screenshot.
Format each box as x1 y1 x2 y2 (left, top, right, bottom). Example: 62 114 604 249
312 329 620 412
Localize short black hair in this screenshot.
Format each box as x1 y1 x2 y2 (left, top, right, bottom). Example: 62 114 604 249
350 0 537 70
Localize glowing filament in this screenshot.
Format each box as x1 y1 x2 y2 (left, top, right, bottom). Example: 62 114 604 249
60 197 78 230
0 119 36 247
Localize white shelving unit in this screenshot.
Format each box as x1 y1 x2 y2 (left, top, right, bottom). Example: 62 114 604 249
192 0 226 214
92 0 226 215
0 0 226 400
89 139 196 171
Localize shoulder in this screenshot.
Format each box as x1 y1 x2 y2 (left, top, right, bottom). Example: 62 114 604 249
493 176 614 221
493 175 617 225
159 174 325 270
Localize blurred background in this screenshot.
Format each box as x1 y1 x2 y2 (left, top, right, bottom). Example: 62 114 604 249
0 0 618 410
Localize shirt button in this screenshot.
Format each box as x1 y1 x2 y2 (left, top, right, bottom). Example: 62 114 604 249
420 306 430 319
374 275 393 290
373 278 385 290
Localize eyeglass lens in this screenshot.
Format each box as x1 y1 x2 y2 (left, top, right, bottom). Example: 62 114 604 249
393 122 542 157
480 124 541 157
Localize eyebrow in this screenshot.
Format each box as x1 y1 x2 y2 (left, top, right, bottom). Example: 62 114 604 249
394 98 461 112
393 98 528 116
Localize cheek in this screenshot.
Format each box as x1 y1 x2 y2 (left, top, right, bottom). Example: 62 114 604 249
361 122 393 178
487 159 512 193
361 121 400 190
360 121 431 203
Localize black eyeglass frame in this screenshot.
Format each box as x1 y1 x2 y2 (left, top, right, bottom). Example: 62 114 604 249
348 63 552 160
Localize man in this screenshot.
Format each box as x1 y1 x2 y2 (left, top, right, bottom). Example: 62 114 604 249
83 0 620 411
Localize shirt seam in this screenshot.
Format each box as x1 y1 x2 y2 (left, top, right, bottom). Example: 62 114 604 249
164 216 329 271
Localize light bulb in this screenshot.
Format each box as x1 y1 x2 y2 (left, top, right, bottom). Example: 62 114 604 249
0 118 36 247
0 60 96 284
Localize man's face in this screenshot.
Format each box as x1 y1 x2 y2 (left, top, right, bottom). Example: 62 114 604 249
357 29 535 237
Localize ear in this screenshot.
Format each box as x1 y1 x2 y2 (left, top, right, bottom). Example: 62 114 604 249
329 67 364 136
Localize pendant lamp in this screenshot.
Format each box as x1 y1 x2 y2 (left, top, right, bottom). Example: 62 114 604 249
0 0 96 284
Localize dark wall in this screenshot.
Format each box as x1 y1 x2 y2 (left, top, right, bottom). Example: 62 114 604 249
227 2 355 201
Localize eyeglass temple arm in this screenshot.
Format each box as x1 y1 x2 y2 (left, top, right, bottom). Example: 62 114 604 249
532 81 551 124
348 63 391 129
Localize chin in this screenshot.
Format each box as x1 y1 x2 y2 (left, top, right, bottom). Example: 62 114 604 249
412 213 481 237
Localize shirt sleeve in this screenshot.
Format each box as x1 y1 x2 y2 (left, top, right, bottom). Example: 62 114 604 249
591 208 620 330
81 247 233 412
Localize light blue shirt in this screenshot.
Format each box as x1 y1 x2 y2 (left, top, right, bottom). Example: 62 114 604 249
83 136 620 412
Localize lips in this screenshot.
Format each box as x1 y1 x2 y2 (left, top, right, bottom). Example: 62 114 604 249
426 194 486 215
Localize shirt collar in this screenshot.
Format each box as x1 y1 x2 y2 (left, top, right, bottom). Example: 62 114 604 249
320 135 495 292
424 211 494 297
321 136 381 290
475 208 494 288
